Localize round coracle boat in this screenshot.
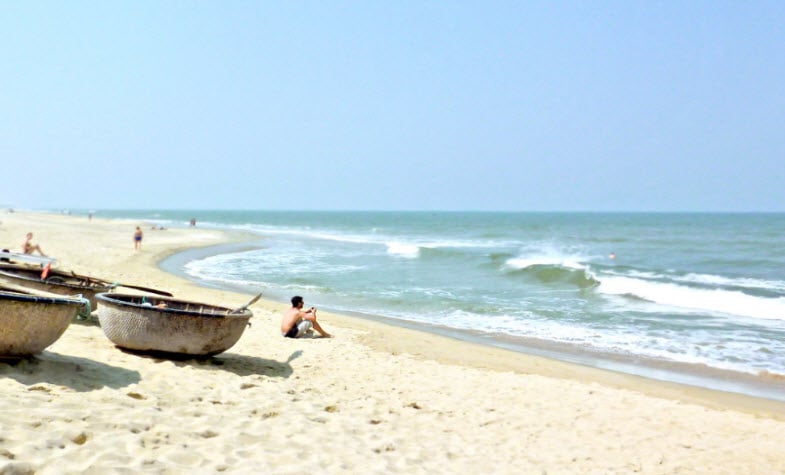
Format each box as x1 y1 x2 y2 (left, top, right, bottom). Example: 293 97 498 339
0 286 86 356
0 264 112 311
96 293 253 356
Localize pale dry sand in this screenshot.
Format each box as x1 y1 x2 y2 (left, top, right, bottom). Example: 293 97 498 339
1 210 784 474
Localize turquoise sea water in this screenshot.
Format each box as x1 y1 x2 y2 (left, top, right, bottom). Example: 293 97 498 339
97 210 785 399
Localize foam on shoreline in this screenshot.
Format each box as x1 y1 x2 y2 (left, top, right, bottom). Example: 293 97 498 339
159 238 785 403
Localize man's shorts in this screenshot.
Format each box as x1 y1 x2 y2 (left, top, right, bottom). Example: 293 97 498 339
284 320 313 338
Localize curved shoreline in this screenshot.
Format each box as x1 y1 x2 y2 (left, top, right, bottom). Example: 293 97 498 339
156 233 785 412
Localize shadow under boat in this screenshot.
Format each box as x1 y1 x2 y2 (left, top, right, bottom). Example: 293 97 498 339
0 351 141 392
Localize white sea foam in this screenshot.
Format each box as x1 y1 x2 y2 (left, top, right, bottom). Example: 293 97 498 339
183 262 266 288
605 269 785 293
596 275 785 321
386 242 420 258
183 249 363 283
330 306 785 376
183 261 326 293
502 242 592 271
679 273 785 292
504 247 589 271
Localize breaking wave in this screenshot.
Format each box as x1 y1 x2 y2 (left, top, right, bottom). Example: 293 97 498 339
504 256 599 289
596 275 785 321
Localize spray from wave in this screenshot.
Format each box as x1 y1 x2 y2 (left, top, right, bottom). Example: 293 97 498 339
386 242 420 258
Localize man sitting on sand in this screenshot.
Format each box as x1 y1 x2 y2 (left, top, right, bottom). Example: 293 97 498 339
281 296 331 338
21 232 46 256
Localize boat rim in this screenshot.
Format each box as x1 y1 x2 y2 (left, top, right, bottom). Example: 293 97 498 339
95 293 252 318
0 290 86 306
0 267 113 291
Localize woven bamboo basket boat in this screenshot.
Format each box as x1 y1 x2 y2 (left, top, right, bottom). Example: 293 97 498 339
96 293 253 356
0 285 86 356
0 264 112 311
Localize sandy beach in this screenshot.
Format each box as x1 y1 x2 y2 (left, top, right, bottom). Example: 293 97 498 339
1 210 784 474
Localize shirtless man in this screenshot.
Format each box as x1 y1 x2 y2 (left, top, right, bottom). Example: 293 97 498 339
22 232 46 256
281 295 331 338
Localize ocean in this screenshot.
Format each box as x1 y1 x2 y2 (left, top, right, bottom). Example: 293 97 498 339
97 210 785 400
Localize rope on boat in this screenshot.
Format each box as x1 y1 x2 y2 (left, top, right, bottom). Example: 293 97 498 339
74 294 92 320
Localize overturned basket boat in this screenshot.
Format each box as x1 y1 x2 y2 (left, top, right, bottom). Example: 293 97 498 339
96 293 253 356
0 264 112 311
0 285 87 356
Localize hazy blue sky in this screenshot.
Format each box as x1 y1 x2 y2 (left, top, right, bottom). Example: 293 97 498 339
2 2 784 211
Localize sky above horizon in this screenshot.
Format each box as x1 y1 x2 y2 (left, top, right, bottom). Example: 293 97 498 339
2 2 784 212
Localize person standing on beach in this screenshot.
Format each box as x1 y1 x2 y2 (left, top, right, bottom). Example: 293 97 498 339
281 296 331 338
21 232 46 256
133 226 143 251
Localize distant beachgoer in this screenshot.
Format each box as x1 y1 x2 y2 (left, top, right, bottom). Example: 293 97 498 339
608 252 616 260
189 218 196 227
133 227 143 250
22 232 46 256
281 296 331 338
